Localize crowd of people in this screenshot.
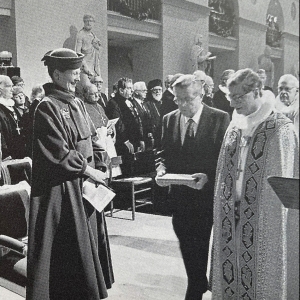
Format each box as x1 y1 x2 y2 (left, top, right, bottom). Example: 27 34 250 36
0 47 299 300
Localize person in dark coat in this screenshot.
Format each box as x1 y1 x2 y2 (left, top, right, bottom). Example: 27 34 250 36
132 81 153 149
91 75 109 111
0 75 26 159
27 48 114 300
156 75 230 300
213 69 235 118
145 79 163 148
202 75 214 107
106 77 144 156
160 75 178 118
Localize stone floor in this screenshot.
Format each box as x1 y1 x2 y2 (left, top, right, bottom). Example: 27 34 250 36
0 210 212 300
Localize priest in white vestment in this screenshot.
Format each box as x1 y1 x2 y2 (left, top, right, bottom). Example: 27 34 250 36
211 68 299 300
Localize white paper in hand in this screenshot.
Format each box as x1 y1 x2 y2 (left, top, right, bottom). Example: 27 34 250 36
83 181 116 212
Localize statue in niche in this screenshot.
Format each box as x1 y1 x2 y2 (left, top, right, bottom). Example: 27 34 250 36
258 45 274 90
190 34 216 74
76 14 102 86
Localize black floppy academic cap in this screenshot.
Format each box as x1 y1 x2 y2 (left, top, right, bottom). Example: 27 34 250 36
42 48 84 71
148 79 163 90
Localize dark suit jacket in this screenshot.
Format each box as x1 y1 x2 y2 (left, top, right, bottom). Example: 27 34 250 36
106 93 143 154
159 104 230 209
131 98 152 140
213 89 234 119
160 89 177 118
97 93 108 111
145 96 162 148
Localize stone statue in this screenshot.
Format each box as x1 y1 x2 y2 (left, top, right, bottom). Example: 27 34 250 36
258 45 274 90
76 14 102 86
190 34 216 74
292 60 299 81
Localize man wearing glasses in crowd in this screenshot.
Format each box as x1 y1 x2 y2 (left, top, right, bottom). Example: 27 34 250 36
91 75 108 111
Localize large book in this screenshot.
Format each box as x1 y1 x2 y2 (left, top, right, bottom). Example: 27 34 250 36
267 176 299 209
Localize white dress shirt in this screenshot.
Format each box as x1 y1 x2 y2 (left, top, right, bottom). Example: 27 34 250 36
180 104 204 145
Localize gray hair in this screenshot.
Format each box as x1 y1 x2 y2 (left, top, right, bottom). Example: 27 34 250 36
278 74 299 89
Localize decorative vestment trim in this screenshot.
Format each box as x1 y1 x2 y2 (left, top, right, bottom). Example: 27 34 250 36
212 106 299 299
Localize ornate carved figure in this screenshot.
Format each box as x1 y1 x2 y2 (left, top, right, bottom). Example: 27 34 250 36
190 34 215 74
76 14 102 86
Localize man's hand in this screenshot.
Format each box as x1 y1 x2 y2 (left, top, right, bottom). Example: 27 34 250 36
140 141 145 152
84 165 106 185
124 140 134 153
155 165 168 187
186 173 208 190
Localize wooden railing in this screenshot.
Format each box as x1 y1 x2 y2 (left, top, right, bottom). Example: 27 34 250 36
107 0 161 21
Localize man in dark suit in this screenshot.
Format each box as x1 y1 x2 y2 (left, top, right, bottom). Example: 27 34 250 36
160 75 178 118
91 75 109 110
132 81 153 149
106 77 144 157
156 74 230 300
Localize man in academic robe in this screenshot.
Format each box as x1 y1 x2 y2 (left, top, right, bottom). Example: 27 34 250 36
145 79 163 148
27 48 114 300
211 68 299 300
156 74 230 299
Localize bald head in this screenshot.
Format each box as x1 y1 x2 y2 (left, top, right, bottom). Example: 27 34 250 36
0 75 13 99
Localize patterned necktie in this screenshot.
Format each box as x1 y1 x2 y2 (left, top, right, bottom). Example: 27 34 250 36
186 119 195 138
182 119 195 150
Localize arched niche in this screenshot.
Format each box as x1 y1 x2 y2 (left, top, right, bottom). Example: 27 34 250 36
266 0 284 31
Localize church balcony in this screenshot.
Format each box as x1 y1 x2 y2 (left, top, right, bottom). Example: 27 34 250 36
0 0 11 16
107 0 161 22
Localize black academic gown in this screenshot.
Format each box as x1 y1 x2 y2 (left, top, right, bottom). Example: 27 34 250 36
27 84 114 300
145 95 162 148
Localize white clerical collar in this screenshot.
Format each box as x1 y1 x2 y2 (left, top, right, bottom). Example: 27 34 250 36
0 97 15 111
183 102 204 125
230 96 274 135
168 88 174 95
219 85 229 95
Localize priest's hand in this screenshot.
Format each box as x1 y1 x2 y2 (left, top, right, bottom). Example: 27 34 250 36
187 173 208 190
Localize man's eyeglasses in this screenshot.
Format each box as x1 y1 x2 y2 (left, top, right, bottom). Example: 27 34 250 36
136 90 148 93
16 83 25 87
228 91 252 102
